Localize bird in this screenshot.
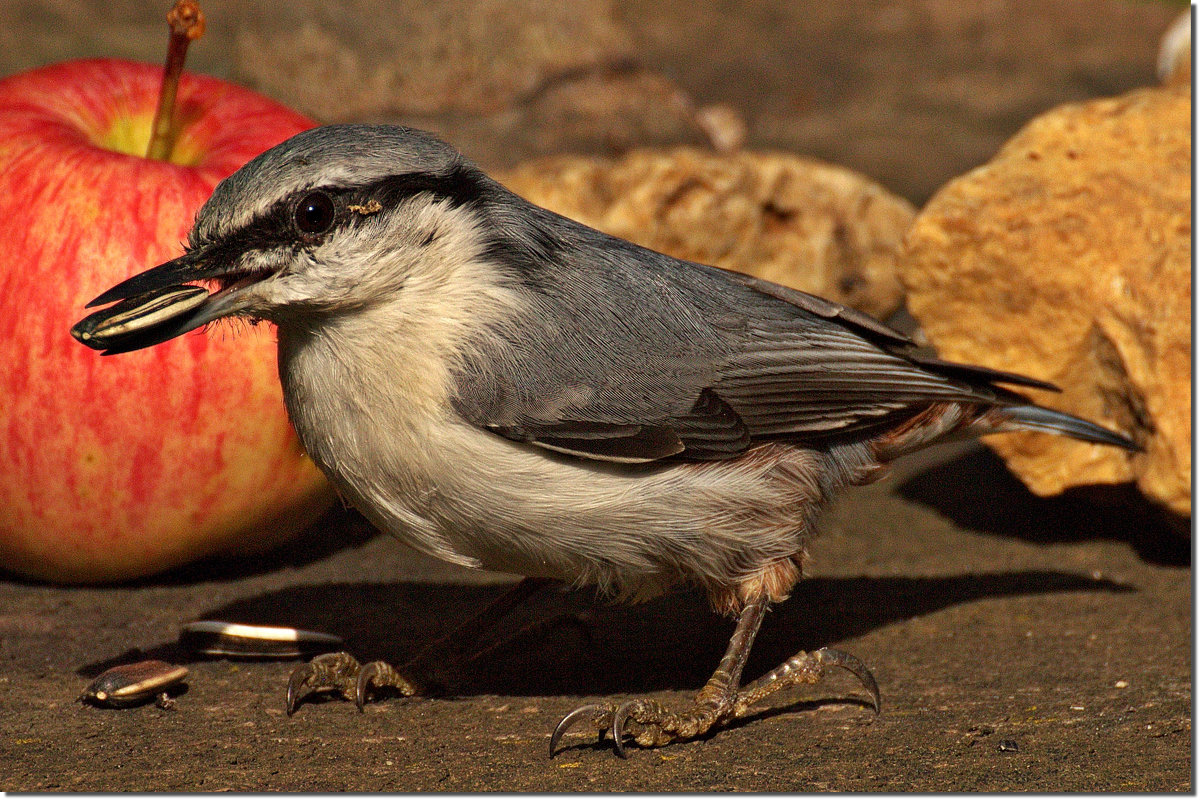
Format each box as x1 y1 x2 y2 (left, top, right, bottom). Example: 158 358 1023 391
73 123 1139 757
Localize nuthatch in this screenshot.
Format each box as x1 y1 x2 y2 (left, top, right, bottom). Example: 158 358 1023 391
74 124 1139 756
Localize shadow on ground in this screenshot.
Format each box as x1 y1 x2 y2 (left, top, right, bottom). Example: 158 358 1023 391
897 446 1190 566
80 569 1131 699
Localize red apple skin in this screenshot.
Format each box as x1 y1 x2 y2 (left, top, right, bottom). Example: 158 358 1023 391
0 59 336 583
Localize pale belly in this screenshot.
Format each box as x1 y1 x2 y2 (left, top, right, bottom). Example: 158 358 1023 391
300 401 849 602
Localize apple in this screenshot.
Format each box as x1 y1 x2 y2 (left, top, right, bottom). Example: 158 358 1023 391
0 57 335 583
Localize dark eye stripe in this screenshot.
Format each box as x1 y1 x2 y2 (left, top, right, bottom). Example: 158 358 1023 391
198 164 493 255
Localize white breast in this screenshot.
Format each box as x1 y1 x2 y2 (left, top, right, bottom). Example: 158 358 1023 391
276 309 845 602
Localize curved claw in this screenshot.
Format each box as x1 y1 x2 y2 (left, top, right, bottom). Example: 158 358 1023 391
815 647 881 714
549 703 608 758
610 701 639 759
355 662 381 712
285 665 315 717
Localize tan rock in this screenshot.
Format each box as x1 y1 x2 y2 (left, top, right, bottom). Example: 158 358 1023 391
899 84 1190 519
498 148 915 319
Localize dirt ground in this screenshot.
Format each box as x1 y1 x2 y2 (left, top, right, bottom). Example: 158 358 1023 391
1 0 1191 792
1 443 1189 791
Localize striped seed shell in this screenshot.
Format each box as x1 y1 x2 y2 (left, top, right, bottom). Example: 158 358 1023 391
180 620 344 659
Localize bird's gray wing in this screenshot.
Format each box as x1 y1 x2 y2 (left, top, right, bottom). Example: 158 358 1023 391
467 387 750 463
449 211 1043 463
448 270 753 463
711 315 1019 439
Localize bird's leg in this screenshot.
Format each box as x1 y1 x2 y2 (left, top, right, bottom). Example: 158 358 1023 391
286 577 552 715
550 596 880 757
452 604 597 669
551 596 768 756
401 576 560 689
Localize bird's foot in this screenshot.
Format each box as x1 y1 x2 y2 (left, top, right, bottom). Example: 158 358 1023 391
550 697 726 758
549 647 880 758
284 579 559 716
285 651 419 715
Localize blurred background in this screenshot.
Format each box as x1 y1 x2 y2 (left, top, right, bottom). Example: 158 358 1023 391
0 0 1184 204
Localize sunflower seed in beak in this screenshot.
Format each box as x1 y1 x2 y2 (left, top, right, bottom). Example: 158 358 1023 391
71 284 209 350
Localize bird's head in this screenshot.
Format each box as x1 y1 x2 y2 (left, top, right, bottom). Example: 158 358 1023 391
72 124 515 354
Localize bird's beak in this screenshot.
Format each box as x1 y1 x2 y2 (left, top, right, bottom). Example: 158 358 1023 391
71 246 258 355
84 247 212 309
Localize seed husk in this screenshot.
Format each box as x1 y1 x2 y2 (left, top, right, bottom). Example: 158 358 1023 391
71 284 209 350
180 620 344 659
80 660 189 708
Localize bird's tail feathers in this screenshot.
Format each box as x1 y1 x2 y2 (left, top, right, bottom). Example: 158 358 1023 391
873 402 1141 462
993 404 1142 451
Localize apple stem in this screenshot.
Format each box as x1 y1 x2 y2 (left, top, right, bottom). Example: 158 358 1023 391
146 0 207 162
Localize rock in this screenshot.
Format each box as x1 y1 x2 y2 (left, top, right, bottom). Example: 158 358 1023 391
498 148 915 319
899 84 1190 520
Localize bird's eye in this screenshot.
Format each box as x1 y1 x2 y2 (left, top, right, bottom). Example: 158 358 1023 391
294 191 336 236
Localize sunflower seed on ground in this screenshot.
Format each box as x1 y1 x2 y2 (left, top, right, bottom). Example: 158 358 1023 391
180 620 345 659
80 660 189 708
70 284 209 349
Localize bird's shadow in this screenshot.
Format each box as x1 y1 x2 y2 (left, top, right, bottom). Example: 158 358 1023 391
896 444 1189 566
79 570 1130 698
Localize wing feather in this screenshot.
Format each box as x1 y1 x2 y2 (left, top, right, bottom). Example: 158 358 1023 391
448 199 1039 463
